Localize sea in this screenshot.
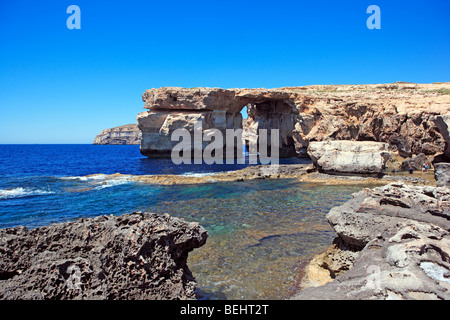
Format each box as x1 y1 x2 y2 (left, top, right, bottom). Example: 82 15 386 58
0 144 370 299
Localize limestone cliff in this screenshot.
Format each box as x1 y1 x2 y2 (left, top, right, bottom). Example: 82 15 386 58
136 83 450 162
93 124 141 145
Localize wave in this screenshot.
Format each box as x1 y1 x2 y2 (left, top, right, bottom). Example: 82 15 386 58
59 174 133 191
93 178 133 190
59 174 108 181
180 171 234 177
0 187 54 200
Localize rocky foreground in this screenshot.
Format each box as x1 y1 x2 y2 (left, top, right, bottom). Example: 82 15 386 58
0 212 207 299
292 179 450 300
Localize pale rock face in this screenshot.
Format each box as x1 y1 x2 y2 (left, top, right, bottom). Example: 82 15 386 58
93 124 141 145
307 140 390 174
137 109 243 158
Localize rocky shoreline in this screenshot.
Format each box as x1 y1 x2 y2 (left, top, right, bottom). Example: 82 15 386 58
0 162 448 300
291 174 450 300
79 162 433 187
6 81 450 300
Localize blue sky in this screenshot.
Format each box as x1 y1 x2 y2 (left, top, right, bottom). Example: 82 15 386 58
0 0 449 143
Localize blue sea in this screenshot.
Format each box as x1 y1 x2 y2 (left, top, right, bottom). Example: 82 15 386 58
0 144 368 299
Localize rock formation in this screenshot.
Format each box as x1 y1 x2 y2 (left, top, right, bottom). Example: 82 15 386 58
0 212 207 300
307 140 390 175
93 124 141 145
137 83 450 163
435 163 450 188
400 153 430 171
292 182 450 300
137 88 297 158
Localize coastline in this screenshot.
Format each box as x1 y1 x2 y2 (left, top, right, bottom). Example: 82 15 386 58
0 159 446 300
78 164 435 187
291 181 450 300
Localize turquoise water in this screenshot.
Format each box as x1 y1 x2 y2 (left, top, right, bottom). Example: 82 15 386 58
0 145 368 299
144 179 366 299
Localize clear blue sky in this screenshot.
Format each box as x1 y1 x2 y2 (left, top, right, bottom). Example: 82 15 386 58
0 0 449 143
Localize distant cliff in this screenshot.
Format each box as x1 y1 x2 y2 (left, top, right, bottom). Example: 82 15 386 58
93 124 141 145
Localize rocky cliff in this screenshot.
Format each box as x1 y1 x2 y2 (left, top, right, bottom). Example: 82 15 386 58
0 212 207 300
93 124 141 145
137 83 450 163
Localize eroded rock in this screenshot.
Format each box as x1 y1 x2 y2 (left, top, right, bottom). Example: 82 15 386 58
307 140 390 175
137 84 450 161
435 163 450 188
0 212 207 300
292 182 450 300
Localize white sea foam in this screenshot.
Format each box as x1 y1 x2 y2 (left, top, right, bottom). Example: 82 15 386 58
59 174 108 181
93 178 132 190
59 176 88 181
0 187 54 200
180 171 234 177
59 174 133 190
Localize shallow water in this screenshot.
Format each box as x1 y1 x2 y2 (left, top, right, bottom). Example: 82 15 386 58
0 144 371 299
144 179 369 300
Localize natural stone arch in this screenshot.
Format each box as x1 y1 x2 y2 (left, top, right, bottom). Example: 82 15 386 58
137 87 299 160
244 99 298 158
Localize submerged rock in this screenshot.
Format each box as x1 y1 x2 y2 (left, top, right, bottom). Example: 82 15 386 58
0 212 207 300
293 182 450 300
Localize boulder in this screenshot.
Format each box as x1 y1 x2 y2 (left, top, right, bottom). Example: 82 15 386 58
434 162 450 188
400 153 429 171
307 140 390 175
0 212 207 300
292 183 450 300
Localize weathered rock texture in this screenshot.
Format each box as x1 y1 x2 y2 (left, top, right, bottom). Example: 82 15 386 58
93 124 141 145
137 83 450 161
400 153 430 171
307 140 390 175
0 212 207 300
292 183 450 300
435 163 450 188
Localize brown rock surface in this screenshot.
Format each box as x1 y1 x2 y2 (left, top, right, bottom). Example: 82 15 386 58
137 83 450 161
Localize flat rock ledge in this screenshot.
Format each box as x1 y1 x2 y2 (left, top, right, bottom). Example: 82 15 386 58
0 212 207 300
292 182 450 300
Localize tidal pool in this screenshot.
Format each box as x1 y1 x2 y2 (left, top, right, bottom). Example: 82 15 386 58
146 179 371 299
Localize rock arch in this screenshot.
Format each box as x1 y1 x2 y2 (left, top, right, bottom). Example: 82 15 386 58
137 87 299 159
